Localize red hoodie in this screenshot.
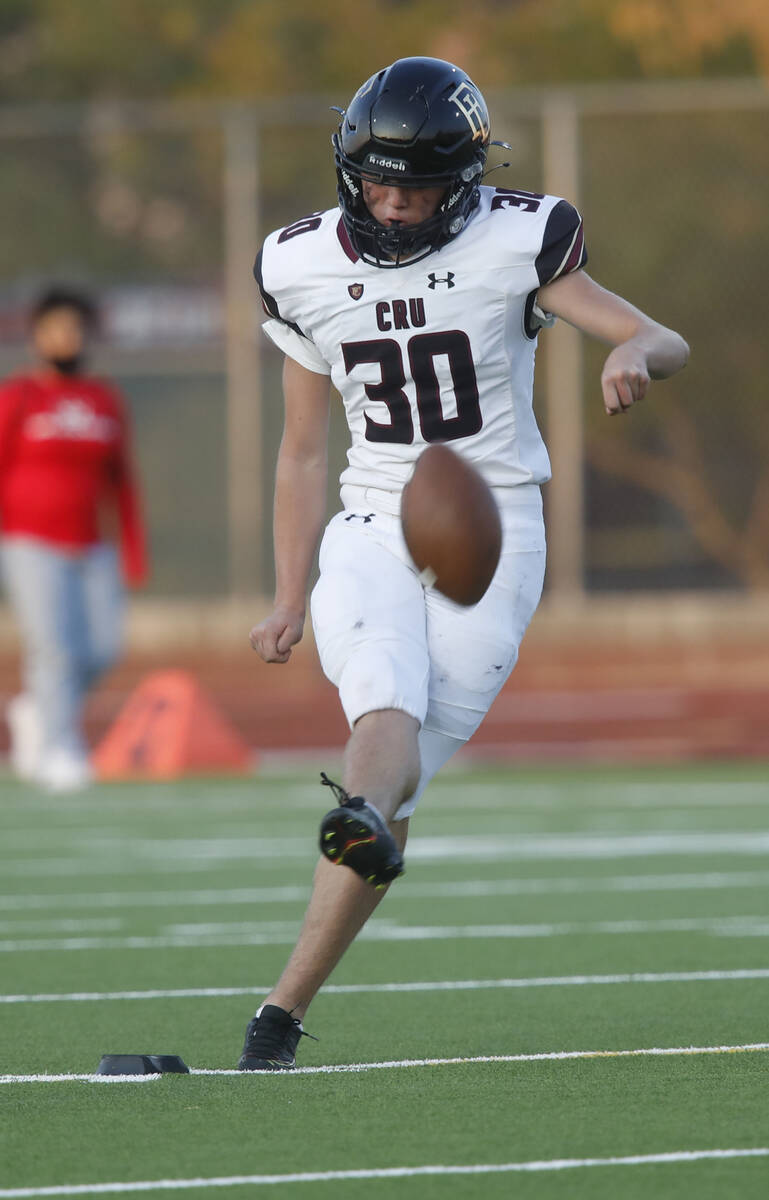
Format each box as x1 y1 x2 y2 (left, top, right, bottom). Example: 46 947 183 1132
0 370 148 586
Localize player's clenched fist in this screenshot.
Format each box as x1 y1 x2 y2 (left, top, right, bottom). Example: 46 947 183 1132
601 343 651 416
250 606 305 664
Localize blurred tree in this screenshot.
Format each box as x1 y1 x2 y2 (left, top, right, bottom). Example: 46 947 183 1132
0 0 231 101
0 0 764 104
581 108 769 590
593 0 769 76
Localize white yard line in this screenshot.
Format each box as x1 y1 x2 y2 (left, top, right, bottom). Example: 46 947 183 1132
2 914 768 953
0 919 124 935
0 885 310 912
5 829 769 878
426 782 769 810
2 1043 769 1087
3 777 768 813
3 869 769 912
4 967 769 1005
0 1148 767 1195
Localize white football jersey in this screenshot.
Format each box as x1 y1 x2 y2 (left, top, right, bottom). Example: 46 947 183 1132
256 185 586 510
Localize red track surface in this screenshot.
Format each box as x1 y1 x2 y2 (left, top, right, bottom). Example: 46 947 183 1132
2 632 767 763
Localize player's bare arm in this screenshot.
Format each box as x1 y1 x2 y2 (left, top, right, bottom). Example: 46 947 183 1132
249 356 330 664
537 269 690 416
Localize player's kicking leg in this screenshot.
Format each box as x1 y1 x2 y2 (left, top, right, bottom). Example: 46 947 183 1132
237 708 418 1071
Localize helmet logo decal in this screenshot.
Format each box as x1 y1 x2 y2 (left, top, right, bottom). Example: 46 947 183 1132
348 284 365 300
353 75 376 102
448 82 490 143
342 169 360 197
427 272 455 289
367 153 408 173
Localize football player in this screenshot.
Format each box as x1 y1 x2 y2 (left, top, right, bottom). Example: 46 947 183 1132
239 56 689 1069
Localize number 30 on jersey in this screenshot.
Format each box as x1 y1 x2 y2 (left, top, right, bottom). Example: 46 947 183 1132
342 332 482 445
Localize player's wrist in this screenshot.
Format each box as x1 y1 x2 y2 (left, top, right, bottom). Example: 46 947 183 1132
273 597 306 621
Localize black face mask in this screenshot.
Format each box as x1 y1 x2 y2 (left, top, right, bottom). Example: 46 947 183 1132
48 355 84 376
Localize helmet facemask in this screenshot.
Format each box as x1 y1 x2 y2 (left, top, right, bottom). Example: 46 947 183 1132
334 138 484 268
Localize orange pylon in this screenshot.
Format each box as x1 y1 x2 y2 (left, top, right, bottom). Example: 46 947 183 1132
92 670 254 779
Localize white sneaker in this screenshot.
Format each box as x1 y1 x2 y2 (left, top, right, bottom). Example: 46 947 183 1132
6 693 42 781
37 749 93 793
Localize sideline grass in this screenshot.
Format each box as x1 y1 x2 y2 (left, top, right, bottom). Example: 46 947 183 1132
1 763 769 1199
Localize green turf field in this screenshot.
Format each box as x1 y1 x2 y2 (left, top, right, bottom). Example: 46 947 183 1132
1 761 768 1199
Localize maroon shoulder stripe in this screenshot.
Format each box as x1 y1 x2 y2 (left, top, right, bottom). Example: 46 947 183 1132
563 223 586 275
535 200 588 286
336 217 359 264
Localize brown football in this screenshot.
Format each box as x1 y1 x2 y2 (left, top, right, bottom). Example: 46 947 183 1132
401 444 502 606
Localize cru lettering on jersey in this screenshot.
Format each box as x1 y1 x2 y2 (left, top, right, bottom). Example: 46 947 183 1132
375 299 426 333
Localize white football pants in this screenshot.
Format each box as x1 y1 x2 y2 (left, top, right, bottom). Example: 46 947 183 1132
311 487 546 819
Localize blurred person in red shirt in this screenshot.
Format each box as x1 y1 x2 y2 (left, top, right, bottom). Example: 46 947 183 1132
0 286 148 790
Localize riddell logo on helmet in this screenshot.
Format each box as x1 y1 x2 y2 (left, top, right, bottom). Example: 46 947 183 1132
367 154 408 172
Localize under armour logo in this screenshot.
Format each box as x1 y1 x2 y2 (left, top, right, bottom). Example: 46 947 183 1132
344 513 375 524
427 272 455 289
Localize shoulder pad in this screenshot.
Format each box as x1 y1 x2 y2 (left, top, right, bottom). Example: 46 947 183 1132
254 209 337 335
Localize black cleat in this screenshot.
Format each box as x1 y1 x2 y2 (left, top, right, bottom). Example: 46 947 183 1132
318 773 404 889
237 1004 316 1072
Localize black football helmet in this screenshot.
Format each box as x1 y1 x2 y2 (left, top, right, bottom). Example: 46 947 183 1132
333 57 490 267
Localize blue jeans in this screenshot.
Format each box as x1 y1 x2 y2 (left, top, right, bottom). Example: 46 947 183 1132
1 537 124 757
